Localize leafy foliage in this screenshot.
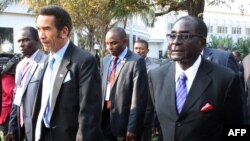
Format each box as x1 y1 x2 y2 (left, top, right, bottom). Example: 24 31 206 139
208 35 234 50
22 0 153 55
0 0 20 11
208 35 250 58
233 38 250 58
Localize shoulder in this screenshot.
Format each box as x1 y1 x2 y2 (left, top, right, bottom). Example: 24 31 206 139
201 58 236 79
70 44 95 62
243 53 250 64
150 61 173 76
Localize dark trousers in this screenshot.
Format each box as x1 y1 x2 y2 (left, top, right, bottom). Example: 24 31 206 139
102 104 120 141
101 104 143 141
40 121 52 141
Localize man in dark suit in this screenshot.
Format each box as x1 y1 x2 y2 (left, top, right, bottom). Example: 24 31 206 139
203 47 239 74
33 5 102 141
101 27 148 141
147 16 244 141
6 26 47 141
133 39 159 141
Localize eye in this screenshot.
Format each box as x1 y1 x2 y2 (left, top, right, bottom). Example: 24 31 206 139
169 34 176 40
180 34 189 40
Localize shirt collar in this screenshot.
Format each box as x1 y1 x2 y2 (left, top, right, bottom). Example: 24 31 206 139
175 55 202 82
25 50 39 63
111 47 128 61
49 40 70 61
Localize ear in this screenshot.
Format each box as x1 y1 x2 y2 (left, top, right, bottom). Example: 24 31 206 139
199 38 206 49
60 26 69 39
122 38 128 45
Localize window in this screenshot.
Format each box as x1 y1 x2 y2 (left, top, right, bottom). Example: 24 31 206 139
217 26 227 34
232 27 241 34
207 26 213 33
168 23 174 31
246 28 250 35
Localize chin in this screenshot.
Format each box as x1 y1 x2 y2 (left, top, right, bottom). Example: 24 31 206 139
170 55 184 61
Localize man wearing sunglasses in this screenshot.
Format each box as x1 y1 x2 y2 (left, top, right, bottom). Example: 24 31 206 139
147 15 244 141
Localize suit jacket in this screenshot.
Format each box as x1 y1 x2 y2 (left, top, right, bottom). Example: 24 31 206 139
33 42 103 141
243 54 250 124
101 49 148 137
145 57 159 73
148 57 244 141
8 50 47 141
203 47 239 74
243 54 250 90
142 57 159 141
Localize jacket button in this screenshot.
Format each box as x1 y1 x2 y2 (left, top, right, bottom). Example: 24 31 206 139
176 122 182 126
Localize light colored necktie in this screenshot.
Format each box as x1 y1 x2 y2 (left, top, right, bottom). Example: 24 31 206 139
43 58 55 127
176 72 187 114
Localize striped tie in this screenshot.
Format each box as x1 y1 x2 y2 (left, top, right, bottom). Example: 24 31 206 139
106 56 118 109
176 72 187 114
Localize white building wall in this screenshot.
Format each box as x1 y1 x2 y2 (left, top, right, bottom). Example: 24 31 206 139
0 4 36 53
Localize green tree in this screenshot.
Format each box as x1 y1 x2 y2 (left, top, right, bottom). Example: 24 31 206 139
208 35 234 50
152 0 235 18
233 38 250 58
0 0 20 11
23 0 153 55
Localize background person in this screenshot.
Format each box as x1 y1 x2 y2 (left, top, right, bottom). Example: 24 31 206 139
6 26 47 141
133 39 159 141
101 27 148 141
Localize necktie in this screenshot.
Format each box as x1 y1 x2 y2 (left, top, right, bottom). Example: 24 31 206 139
20 60 30 127
106 56 118 109
176 72 187 114
21 60 30 85
109 56 118 84
43 58 55 127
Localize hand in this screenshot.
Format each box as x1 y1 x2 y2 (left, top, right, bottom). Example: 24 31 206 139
5 132 15 141
126 132 137 141
152 127 159 135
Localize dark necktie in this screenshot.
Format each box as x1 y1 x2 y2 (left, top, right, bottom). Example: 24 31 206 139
106 56 118 109
176 72 187 114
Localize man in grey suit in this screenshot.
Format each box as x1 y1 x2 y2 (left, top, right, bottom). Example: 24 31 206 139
33 5 102 141
101 27 148 141
147 16 244 141
6 26 47 141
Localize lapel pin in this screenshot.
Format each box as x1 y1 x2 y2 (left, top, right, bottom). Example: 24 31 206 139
121 58 126 63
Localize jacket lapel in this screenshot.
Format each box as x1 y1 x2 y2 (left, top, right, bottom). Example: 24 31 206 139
203 47 213 61
165 62 179 118
50 43 72 115
22 51 43 92
102 55 112 98
110 50 131 89
180 58 212 115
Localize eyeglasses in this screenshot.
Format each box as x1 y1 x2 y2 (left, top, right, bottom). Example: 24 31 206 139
166 33 204 41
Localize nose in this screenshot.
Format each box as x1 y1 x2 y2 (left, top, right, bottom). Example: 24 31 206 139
38 30 46 40
18 40 24 47
106 43 112 50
